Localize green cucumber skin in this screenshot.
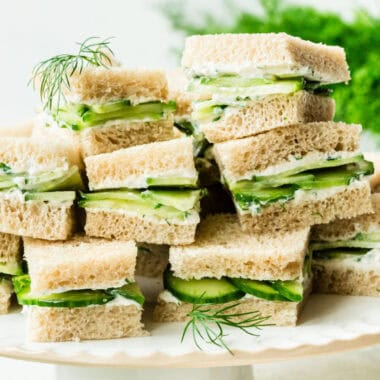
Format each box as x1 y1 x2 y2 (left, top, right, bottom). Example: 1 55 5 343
164 270 244 304
13 275 144 308
271 281 303 302
229 278 288 302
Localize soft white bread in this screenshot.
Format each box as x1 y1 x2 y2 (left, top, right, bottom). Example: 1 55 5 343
213 122 360 181
166 69 207 117
0 279 12 314
170 214 309 281
312 193 380 242
182 33 350 83
136 244 169 278
154 281 311 326
0 232 21 263
312 262 380 296
27 304 146 342
238 180 372 234
0 192 75 240
199 92 335 143
24 235 136 294
80 118 177 158
66 67 168 104
84 209 199 245
0 120 35 138
0 137 80 173
364 152 380 191
85 137 197 190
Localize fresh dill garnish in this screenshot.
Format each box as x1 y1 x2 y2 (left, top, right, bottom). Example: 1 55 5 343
30 36 115 113
0 163 12 174
181 301 271 354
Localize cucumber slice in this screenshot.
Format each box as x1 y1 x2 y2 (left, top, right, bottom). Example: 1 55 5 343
57 101 176 130
23 191 76 203
229 278 288 301
192 104 227 123
0 261 23 276
312 248 370 260
109 283 145 305
146 176 198 188
272 280 303 302
13 275 114 308
164 269 244 304
141 189 202 211
80 190 142 202
311 239 380 250
188 76 303 98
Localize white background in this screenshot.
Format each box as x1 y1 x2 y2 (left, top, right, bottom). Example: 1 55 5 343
0 0 379 378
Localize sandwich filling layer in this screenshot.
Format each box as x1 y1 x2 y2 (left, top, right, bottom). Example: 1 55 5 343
160 258 311 305
227 154 373 215
188 75 330 123
0 163 84 205
79 189 204 223
13 275 144 309
311 232 380 271
52 100 176 131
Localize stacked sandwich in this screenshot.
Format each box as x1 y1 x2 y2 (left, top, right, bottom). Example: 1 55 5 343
39 67 178 157
14 237 145 341
154 33 374 325
311 193 380 296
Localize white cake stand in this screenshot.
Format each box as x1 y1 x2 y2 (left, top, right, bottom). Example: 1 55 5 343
1 294 380 380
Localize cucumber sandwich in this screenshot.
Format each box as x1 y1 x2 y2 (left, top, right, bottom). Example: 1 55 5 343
311 193 380 296
154 214 312 326
80 137 204 245
16 235 146 342
0 137 85 240
0 233 22 314
181 33 349 143
32 38 178 158
213 122 374 233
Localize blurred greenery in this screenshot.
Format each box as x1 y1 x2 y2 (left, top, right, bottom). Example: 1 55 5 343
162 0 380 136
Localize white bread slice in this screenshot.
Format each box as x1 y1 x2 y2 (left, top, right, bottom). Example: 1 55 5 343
170 214 309 281
84 209 199 245
26 304 146 342
0 120 35 138
0 279 12 314
24 235 136 295
66 67 168 105
238 180 372 234
0 192 75 240
0 232 21 263
312 193 380 242
199 91 335 143
312 261 380 296
364 152 380 191
136 243 169 278
85 137 197 190
166 68 208 117
80 117 177 158
0 137 81 173
154 281 311 326
182 33 350 83
213 122 360 182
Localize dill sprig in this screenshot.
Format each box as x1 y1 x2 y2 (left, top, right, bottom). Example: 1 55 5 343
181 302 271 355
30 36 115 112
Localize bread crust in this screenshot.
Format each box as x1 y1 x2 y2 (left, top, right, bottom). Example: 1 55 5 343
238 181 372 234
0 280 12 314
0 196 75 240
85 137 197 190
182 33 350 83
66 67 168 104
27 304 146 342
84 209 199 245
24 235 137 294
0 232 21 263
213 122 360 181
170 214 309 281
80 118 176 158
200 92 335 143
